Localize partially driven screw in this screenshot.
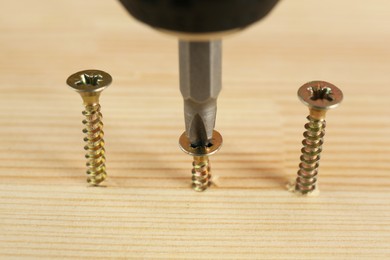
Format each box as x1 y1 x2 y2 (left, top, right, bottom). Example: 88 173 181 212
294 81 343 195
179 130 222 192
67 70 112 186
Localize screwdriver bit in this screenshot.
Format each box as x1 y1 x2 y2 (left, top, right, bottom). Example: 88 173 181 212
179 40 222 147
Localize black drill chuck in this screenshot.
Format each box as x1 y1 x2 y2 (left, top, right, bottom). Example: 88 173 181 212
118 0 279 34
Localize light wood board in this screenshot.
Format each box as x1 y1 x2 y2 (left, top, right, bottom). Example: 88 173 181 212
0 0 389 259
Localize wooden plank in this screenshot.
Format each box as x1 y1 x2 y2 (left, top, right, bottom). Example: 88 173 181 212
0 0 389 258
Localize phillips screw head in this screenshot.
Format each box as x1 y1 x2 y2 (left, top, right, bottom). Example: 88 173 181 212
298 81 343 120
67 70 112 105
298 81 343 111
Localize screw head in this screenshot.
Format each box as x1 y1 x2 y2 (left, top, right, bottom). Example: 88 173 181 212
298 81 343 110
67 69 112 93
179 130 223 157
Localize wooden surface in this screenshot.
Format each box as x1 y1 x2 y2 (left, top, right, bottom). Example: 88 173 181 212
1 0 390 259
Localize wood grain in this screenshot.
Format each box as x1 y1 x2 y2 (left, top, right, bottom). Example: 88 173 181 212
0 0 390 258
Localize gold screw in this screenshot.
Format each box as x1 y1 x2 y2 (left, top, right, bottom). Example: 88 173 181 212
192 156 211 192
294 81 343 194
179 130 223 192
67 70 112 186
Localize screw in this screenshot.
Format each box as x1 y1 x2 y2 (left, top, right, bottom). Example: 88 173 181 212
67 69 112 186
294 81 343 195
179 130 222 192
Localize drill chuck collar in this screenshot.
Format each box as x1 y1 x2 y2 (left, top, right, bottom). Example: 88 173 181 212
118 0 279 34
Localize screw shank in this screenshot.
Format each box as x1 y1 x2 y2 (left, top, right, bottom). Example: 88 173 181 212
79 92 101 106
192 155 211 192
309 108 327 120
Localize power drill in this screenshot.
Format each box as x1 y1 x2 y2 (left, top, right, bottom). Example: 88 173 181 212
118 0 279 191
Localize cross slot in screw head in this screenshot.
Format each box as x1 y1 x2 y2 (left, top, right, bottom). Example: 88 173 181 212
298 81 343 111
67 69 112 94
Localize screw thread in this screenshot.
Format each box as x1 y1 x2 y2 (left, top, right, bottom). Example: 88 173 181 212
295 115 326 194
192 156 211 192
82 103 106 185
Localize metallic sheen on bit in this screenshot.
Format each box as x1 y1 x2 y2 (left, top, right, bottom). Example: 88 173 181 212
295 81 343 195
67 70 112 186
179 40 222 147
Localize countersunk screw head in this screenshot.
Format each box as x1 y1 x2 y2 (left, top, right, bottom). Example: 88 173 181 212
298 81 343 111
179 130 223 157
67 69 112 94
